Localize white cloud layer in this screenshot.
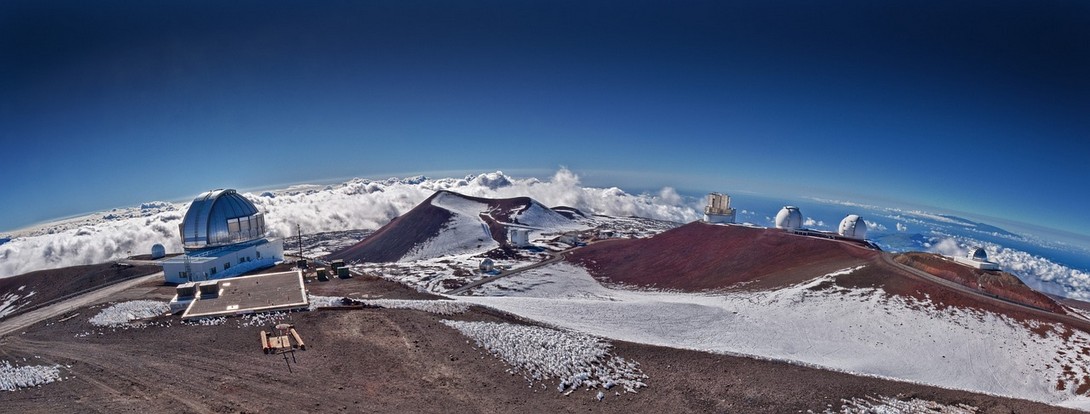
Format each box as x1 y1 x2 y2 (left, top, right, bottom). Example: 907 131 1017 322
0 169 701 278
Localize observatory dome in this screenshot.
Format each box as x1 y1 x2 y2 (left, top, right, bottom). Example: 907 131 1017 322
150 244 166 259
969 248 989 262
775 206 803 230
179 189 266 250
838 215 868 240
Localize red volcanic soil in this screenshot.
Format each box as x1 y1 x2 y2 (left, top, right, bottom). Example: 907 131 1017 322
894 252 1064 314
0 262 161 320
568 222 878 291
328 190 570 263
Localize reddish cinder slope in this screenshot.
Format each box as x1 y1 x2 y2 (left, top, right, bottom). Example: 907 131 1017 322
568 222 878 291
328 190 570 263
894 252 1064 314
569 222 1079 326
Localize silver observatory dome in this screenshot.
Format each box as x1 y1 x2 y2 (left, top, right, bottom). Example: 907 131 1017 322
179 189 266 250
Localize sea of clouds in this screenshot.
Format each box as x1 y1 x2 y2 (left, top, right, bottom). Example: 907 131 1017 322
3 168 1089 302
0 169 700 278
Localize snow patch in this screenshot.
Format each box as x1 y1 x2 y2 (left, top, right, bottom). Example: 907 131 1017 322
829 395 978 413
88 300 169 327
441 320 647 393
308 295 470 315
0 291 30 319
0 360 63 391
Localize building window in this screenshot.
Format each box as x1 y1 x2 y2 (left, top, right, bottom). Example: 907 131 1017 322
256 251 261 259
224 262 231 270
211 267 217 275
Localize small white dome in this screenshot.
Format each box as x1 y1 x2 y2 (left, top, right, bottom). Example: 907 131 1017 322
150 244 166 259
775 206 803 230
969 248 988 262
838 215 868 240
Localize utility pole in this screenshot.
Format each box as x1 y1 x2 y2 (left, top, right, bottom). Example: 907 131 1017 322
297 223 304 260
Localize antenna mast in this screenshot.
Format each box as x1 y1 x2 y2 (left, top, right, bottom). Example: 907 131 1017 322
297 223 304 260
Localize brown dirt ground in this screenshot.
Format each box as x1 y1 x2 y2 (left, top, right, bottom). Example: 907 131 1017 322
0 271 1078 414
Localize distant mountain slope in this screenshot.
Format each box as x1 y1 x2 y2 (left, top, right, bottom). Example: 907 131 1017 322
894 252 1064 313
568 222 878 291
328 190 574 263
568 221 1076 323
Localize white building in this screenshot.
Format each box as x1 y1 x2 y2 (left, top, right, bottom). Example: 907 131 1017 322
953 248 1001 270
838 215 868 240
558 233 580 246
508 228 531 248
703 192 736 224
162 189 284 284
775 206 803 230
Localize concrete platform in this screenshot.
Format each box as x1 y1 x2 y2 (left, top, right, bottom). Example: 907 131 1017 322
181 270 308 320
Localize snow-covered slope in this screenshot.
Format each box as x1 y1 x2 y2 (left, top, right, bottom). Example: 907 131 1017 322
401 192 499 261
458 263 1090 410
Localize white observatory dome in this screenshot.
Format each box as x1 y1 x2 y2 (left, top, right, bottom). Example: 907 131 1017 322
775 206 803 230
838 215 868 240
968 248 988 262
150 244 166 259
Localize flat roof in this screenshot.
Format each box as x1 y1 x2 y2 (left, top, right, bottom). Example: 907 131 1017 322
181 270 308 320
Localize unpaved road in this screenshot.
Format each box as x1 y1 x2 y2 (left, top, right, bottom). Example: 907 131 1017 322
0 272 164 338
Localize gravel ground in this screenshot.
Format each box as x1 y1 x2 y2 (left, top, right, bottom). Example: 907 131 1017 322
0 272 1079 413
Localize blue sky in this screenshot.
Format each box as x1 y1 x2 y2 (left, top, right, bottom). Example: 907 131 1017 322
2 1 1088 237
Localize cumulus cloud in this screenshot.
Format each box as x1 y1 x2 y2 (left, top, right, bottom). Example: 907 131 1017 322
865 220 888 232
929 238 968 258
896 222 909 232
803 218 825 228
0 168 702 278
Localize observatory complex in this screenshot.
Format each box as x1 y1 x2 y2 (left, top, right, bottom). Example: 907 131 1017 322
162 189 284 284
771 205 874 245
953 247 1001 270
703 193 737 224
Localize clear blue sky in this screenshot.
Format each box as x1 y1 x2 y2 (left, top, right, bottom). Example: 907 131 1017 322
2 1 1088 237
